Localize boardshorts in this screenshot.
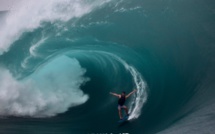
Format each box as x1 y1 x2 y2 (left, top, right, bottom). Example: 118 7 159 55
118 105 126 110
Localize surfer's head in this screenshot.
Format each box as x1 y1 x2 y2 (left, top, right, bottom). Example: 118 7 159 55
121 91 126 96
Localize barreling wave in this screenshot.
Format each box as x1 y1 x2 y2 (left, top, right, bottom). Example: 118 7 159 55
0 0 149 119
1 0 215 133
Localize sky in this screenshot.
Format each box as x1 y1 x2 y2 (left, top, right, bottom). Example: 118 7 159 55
0 0 19 11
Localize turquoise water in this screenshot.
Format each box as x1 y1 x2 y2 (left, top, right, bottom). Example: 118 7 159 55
0 0 215 133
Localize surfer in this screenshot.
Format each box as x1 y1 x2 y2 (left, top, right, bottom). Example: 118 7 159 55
110 89 137 120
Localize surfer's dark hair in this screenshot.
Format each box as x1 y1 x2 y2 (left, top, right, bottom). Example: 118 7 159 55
122 91 126 94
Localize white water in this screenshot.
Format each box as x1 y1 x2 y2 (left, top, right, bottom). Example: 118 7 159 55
0 0 111 117
0 56 89 117
0 0 111 54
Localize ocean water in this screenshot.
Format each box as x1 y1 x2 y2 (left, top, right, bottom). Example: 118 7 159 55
0 0 215 134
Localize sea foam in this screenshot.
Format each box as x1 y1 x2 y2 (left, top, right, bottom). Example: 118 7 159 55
0 56 89 117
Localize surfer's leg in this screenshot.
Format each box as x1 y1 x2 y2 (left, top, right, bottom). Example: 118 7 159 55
122 106 129 115
125 107 129 115
118 106 123 119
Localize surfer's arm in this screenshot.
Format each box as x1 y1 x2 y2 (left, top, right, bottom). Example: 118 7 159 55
109 92 120 97
126 89 137 98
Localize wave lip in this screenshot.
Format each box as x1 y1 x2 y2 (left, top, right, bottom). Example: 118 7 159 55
0 0 112 55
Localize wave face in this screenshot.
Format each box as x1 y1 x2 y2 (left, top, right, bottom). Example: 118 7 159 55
0 0 215 133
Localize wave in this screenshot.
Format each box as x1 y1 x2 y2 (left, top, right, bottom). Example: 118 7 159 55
0 0 215 133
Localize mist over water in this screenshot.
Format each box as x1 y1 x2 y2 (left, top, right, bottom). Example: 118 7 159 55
0 0 215 134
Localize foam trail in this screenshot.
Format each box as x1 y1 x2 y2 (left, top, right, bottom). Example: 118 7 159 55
108 54 148 120
21 36 48 69
0 56 89 117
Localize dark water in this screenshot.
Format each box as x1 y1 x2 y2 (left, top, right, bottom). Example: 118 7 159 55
0 0 215 134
